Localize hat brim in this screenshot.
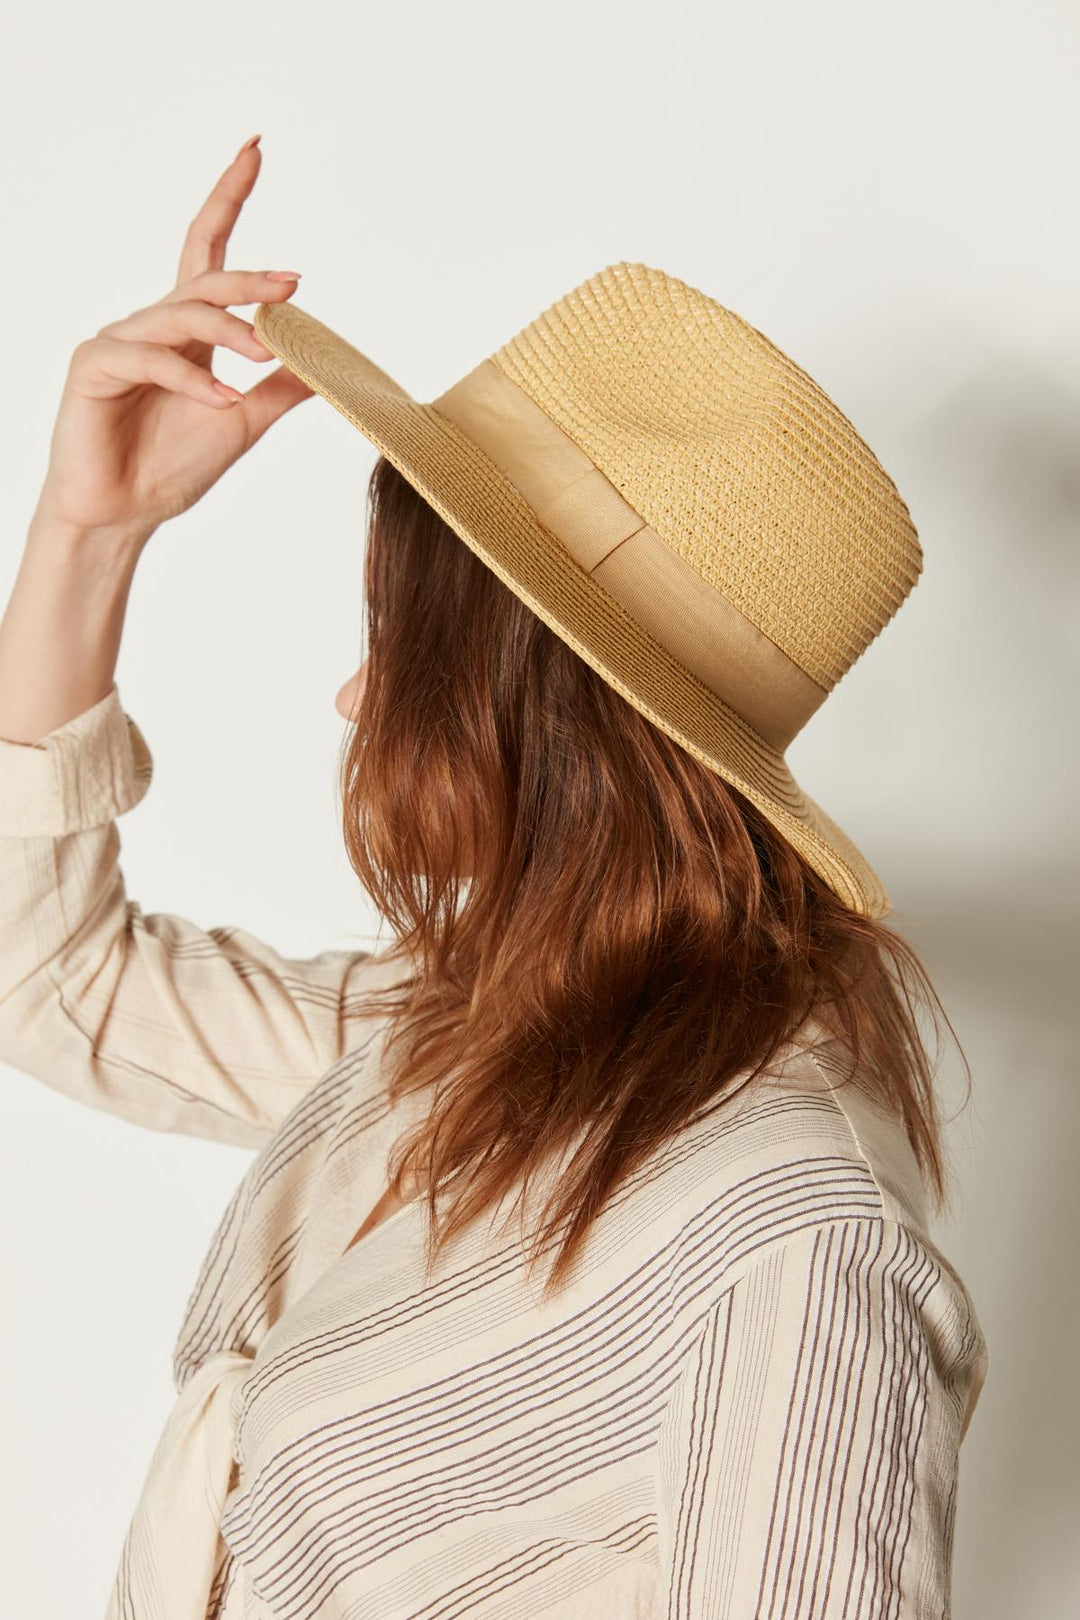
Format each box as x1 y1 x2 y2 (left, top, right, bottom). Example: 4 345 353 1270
253 298 890 920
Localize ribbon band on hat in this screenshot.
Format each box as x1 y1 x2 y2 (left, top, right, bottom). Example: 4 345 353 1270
431 360 829 754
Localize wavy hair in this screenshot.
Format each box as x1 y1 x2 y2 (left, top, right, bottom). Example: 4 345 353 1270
338 454 970 1299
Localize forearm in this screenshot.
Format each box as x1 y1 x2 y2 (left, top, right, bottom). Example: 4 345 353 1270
0 509 146 744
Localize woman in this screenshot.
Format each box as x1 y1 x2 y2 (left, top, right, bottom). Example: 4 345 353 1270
0 134 988 1619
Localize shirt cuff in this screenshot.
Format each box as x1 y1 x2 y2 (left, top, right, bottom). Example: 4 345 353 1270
0 682 153 836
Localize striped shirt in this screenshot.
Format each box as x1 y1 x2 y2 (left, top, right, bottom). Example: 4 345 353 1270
0 681 989 1619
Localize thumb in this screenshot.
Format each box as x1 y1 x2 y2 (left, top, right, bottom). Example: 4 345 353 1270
239 364 317 444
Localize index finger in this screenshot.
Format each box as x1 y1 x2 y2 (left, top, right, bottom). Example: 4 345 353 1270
175 134 262 288
162 268 302 308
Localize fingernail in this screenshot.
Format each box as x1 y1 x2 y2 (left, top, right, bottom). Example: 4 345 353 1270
237 134 262 157
214 380 245 402
266 270 301 282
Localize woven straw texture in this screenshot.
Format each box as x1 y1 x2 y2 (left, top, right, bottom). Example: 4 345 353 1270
492 263 922 692
253 262 922 919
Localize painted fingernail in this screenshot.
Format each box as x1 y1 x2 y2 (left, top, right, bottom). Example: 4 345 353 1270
237 134 262 157
266 270 301 282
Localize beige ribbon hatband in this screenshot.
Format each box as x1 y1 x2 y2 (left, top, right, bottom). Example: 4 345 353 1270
429 359 828 754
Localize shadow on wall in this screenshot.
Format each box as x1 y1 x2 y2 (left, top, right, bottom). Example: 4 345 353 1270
875 350 1080 1620
913 352 1077 847
892 861 1078 1620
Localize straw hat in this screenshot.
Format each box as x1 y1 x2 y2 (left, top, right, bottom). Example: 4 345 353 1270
253 260 922 920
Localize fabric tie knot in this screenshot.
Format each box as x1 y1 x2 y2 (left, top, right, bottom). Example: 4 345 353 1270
104 1348 254 1620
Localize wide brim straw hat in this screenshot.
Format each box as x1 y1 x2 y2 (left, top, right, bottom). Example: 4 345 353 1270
253 260 923 921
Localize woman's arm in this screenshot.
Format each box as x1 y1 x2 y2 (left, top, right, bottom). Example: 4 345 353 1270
0 507 144 745
654 1214 989 1616
0 676 389 1147
0 138 394 1146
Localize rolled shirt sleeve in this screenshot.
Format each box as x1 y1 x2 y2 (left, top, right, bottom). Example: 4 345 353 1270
655 1213 989 1618
0 682 390 1147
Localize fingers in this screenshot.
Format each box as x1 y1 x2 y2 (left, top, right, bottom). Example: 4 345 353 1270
175 134 263 288
73 270 302 411
70 335 249 410
97 298 276 365
236 363 317 445
163 267 302 309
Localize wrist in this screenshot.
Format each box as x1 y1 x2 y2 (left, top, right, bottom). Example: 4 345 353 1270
26 502 153 571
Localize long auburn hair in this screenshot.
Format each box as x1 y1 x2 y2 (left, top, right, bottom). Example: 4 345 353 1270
338 453 970 1299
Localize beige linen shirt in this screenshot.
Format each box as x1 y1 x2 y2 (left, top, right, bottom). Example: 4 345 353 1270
0 682 989 1620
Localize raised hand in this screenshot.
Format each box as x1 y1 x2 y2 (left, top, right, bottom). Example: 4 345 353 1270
31 134 313 548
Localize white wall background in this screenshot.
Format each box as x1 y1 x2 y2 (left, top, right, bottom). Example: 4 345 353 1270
1 1 1076 1614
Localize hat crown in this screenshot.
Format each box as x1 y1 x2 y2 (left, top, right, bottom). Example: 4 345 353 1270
490 261 922 692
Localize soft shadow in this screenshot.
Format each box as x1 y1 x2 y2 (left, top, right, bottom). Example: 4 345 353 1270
874 346 1080 1618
